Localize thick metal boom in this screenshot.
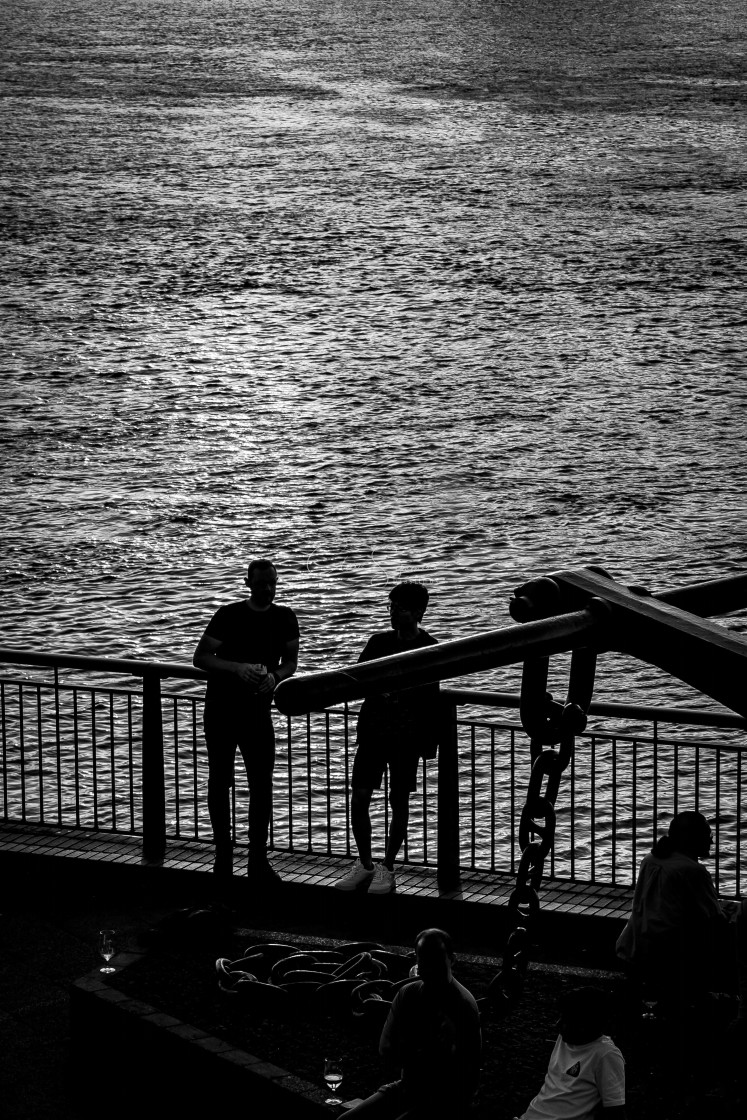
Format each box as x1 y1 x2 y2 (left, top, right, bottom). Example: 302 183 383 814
274 570 747 718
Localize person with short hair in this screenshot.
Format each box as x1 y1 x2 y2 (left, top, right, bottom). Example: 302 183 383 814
513 986 627 1120
346 928 482 1119
193 559 299 884
616 810 746 1019
335 581 440 895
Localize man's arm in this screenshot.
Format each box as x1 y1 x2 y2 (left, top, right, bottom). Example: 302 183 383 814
259 637 299 694
378 994 403 1064
192 632 263 685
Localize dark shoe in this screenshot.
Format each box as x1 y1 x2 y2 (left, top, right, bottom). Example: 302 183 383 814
247 858 282 885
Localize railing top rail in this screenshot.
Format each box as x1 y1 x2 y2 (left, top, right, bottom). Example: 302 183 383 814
0 646 744 733
441 688 747 730
0 647 206 681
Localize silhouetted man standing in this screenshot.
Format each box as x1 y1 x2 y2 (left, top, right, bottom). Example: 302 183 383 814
193 559 299 884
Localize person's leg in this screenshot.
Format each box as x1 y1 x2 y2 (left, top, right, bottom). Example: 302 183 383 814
238 709 275 869
335 744 385 890
204 710 237 876
352 787 375 868
350 742 386 868
382 751 419 870
383 790 411 871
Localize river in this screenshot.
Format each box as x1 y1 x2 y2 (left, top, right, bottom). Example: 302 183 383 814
2 0 746 719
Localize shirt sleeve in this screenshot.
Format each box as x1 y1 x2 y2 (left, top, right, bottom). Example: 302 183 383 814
203 607 229 642
690 863 725 923
357 635 384 664
597 1048 626 1107
379 989 404 1060
282 608 300 643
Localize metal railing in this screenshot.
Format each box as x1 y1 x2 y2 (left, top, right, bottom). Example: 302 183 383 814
0 648 744 896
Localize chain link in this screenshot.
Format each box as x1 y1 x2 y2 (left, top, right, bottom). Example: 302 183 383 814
486 648 596 1017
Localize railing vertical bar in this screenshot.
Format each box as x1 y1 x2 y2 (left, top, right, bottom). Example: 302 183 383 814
470 724 477 869
436 700 460 890
286 716 294 851
384 763 390 851
109 692 116 832
695 743 701 811
191 699 199 840
674 738 679 817
510 727 517 874
127 694 135 832
18 684 26 822
632 738 638 884
612 736 617 882
36 685 44 823
715 745 721 886
569 744 576 880
343 705 351 855
590 735 596 881
73 688 81 828
737 747 743 897
91 690 98 831
421 755 428 865
1 683 8 819
490 726 496 872
652 721 658 848
325 710 332 855
306 712 313 853
54 667 62 824
142 672 166 860
172 698 180 838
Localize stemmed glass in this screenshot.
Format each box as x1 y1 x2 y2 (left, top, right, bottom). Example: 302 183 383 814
98 929 116 974
641 999 657 1022
323 1057 344 1106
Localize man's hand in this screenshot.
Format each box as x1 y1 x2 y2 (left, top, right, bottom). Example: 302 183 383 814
256 673 276 694
233 663 266 686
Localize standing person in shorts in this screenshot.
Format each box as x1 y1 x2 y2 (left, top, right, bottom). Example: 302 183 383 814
193 559 299 885
335 581 440 896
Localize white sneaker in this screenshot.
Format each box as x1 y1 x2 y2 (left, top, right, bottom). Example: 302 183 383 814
368 863 396 895
334 857 375 891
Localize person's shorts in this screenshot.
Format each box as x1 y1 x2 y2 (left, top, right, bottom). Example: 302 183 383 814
351 740 421 795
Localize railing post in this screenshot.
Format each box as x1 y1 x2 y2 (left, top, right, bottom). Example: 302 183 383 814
142 672 166 861
437 698 461 890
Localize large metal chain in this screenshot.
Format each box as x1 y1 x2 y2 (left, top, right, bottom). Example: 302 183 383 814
486 648 596 1017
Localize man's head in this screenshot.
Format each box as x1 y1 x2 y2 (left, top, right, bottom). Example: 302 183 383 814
388 581 429 627
669 810 712 860
245 559 277 609
558 986 610 1045
414 928 454 987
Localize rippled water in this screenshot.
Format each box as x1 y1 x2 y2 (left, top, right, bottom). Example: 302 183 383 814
2 0 747 722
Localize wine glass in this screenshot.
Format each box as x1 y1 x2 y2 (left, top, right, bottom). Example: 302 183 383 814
323 1057 344 1106
98 929 116 974
641 998 657 1022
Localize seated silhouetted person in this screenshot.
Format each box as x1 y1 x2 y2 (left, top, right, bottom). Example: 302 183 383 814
346 928 482 1119
512 986 627 1120
616 810 746 1019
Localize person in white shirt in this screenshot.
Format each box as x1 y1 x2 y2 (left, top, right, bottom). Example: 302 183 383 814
513 986 627 1120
